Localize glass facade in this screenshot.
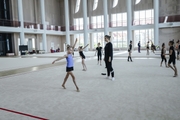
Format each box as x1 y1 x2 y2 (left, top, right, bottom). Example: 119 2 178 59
74 34 84 47
74 18 84 30
111 13 127 27
133 9 154 25
92 32 104 48
112 31 127 48
134 29 154 47
91 15 104 29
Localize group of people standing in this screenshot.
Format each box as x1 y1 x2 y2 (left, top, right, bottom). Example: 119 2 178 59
52 35 115 92
51 36 179 92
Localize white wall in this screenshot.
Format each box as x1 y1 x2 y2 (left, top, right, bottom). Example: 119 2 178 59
46 35 62 52
159 0 180 16
159 27 180 49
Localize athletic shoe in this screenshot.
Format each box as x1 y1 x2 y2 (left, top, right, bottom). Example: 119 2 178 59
106 76 111 79
112 77 115 81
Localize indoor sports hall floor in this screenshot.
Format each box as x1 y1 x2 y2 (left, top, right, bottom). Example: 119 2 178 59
0 51 180 120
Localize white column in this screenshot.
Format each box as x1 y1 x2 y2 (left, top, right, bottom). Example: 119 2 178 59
103 0 108 35
127 0 132 45
18 0 25 45
83 0 88 51
64 0 70 45
90 33 93 50
154 0 159 45
40 0 47 52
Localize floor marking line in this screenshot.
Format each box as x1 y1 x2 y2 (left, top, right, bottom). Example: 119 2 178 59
0 108 48 120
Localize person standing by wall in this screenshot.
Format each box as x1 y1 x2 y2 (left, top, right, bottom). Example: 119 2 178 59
128 41 133 62
95 43 103 65
104 35 115 81
138 41 141 53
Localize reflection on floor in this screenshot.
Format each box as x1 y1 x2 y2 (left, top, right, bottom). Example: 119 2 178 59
0 62 65 78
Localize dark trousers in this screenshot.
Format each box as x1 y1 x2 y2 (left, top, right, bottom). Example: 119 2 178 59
105 61 114 77
138 47 140 53
161 55 167 63
97 54 102 61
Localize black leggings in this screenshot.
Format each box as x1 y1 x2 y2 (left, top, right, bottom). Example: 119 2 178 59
105 61 114 77
97 53 102 61
161 55 167 63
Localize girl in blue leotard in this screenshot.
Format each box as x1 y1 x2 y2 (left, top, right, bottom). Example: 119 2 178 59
52 39 79 92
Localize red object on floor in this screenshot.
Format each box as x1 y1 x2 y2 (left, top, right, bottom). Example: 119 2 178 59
0 108 48 120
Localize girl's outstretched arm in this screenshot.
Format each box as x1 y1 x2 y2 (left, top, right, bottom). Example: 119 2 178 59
82 44 89 50
72 38 78 50
52 55 67 64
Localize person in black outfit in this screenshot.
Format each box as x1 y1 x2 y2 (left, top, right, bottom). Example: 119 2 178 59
165 40 178 77
146 41 150 55
95 43 103 65
160 43 168 67
104 35 115 81
138 41 141 53
78 44 89 71
176 40 180 60
128 41 133 62
151 41 155 53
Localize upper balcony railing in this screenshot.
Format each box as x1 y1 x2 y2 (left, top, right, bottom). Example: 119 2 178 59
3 16 179 33
0 19 20 27
159 15 180 23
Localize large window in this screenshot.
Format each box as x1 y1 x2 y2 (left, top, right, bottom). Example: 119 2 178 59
0 0 10 19
91 16 104 29
112 31 127 48
74 34 90 50
133 9 154 25
134 29 154 47
92 33 104 48
74 18 83 30
74 34 84 47
111 13 127 27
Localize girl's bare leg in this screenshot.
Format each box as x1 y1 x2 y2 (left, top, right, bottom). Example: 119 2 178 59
168 64 176 76
62 73 69 89
69 72 79 92
81 59 85 70
173 65 178 76
147 49 149 55
82 59 87 71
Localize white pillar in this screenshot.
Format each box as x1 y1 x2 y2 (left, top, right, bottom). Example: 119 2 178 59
90 33 94 50
127 0 132 45
103 0 108 35
64 0 70 45
83 0 88 51
154 0 159 45
18 0 25 45
40 0 47 52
